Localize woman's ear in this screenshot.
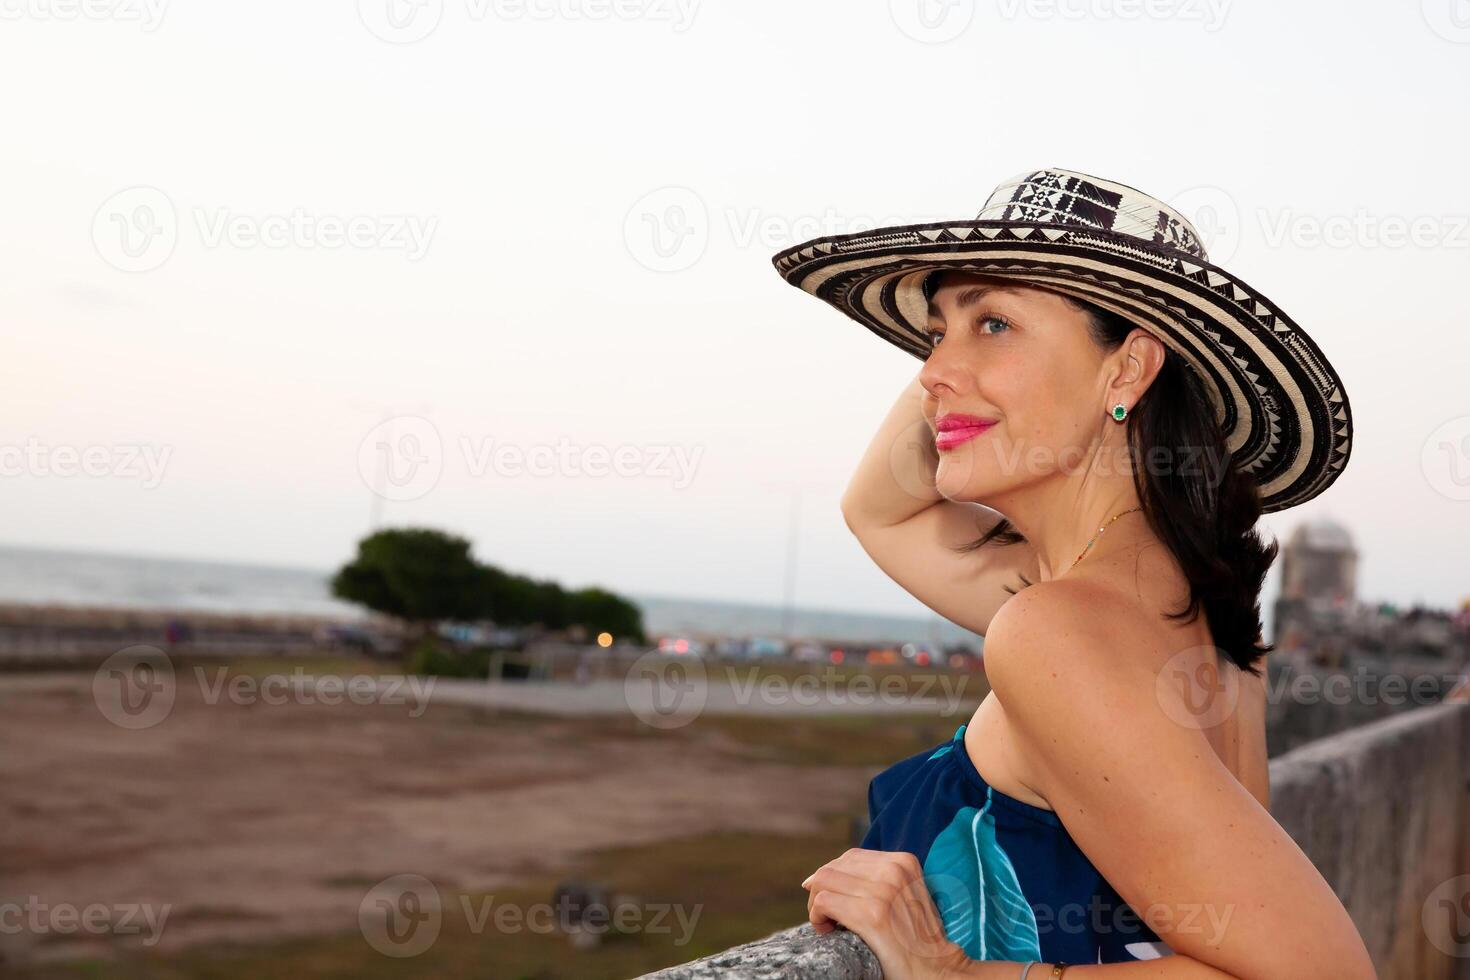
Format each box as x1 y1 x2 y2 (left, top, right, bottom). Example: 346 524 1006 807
1120 328 1167 391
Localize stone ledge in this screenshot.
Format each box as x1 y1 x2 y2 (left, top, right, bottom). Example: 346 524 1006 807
637 922 881 980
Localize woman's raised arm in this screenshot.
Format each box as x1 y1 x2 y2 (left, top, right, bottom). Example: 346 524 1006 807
840 371 1038 638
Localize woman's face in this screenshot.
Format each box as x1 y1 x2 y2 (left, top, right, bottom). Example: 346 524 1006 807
917 271 1125 504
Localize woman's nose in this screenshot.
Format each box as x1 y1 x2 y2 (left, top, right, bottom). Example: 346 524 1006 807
918 335 965 397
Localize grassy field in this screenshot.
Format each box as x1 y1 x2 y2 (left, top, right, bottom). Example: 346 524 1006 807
9 815 858 980
3 657 985 979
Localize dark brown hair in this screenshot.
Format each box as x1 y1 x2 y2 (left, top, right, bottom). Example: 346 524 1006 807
930 272 1277 677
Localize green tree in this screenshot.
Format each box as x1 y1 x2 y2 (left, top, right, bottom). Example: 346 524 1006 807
333 526 648 650
331 528 488 634
478 566 549 627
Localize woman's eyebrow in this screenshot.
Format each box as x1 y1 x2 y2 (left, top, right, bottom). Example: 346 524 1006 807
926 284 1023 319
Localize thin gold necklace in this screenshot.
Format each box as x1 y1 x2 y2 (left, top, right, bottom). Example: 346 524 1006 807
1067 506 1142 573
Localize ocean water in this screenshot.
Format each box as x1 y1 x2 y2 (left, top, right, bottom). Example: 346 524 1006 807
0 545 981 647
0 545 364 618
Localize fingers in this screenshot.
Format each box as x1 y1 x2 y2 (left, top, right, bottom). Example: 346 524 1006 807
845 846 923 877
800 848 922 897
805 865 891 901
808 896 838 933
805 866 866 932
801 849 931 934
801 847 967 978
804 848 923 890
809 887 882 937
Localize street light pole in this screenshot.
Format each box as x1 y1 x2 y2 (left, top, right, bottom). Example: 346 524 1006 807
780 487 801 642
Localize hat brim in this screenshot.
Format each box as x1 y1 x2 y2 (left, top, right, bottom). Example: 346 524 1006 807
771 220 1351 513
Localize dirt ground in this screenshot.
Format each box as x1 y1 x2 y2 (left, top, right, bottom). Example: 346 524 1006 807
0 668 883 967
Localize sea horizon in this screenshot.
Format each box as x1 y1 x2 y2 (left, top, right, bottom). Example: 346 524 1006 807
0 542 983 647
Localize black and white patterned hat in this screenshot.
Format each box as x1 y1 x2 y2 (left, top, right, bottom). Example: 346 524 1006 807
770 167 1352 513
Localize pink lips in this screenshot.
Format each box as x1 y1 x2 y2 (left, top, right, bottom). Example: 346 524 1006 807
934 413 998 452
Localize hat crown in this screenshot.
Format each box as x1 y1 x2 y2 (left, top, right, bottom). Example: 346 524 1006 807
978 168 1208 262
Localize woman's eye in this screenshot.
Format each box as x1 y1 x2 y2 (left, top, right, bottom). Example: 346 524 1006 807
924 315 1006 347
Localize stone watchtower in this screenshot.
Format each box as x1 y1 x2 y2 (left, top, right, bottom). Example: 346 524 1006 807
1273 518 1358 661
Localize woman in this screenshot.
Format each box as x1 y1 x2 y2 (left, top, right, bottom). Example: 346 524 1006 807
771 170 1375 979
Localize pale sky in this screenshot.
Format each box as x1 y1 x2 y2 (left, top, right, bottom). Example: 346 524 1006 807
2 0 1468 618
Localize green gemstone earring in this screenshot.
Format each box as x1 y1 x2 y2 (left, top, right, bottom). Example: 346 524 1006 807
1110 403 1129 422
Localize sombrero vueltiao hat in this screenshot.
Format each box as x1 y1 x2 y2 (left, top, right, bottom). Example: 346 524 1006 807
770 167 1352 513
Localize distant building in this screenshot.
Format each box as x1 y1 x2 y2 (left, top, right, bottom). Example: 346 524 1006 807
1273 519 1358 664
1269 519 1469 674
1280 519 1358 605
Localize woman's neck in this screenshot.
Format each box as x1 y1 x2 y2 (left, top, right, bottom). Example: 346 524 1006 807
987 486 1148 583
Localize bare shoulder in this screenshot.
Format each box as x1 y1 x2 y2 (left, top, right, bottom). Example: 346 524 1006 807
979 577 1191 772
985 577 1275 808
978 579 1185 805
981 577 1154 702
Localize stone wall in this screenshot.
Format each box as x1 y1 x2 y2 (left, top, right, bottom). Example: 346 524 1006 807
1270 701 1470 979
637 701 1470 980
